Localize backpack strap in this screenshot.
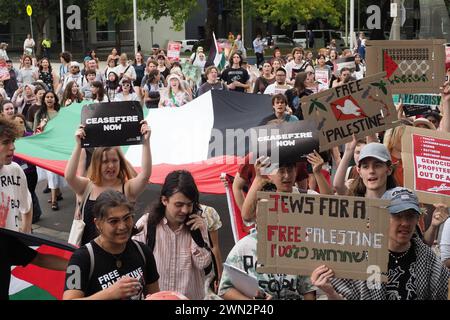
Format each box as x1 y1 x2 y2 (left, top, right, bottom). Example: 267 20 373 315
86 242 95 283
78 181 94 220
132 240 146 265
146 223 157 252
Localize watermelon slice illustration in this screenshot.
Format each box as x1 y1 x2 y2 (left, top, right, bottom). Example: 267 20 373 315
383 51 399 78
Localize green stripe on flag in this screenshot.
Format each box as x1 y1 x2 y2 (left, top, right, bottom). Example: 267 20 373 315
15 102 149 161
10 285 57 300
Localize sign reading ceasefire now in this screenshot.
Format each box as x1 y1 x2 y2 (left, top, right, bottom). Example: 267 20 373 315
256 192 390 282
301 72 398 151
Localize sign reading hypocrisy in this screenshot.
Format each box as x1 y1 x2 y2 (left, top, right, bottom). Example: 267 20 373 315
402 126 450 206
366 40 446 94
301 72 398 151
81 101 144 148
256 192 390 281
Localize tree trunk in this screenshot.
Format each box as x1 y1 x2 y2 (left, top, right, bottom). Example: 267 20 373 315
115 23 122 53
35 15 49 58
205 0 219 49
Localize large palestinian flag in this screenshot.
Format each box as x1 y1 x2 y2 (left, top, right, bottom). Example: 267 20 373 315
1 228 75 300
14 91 273 194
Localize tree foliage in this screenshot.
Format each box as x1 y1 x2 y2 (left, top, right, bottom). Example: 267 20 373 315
248 0 345 28
0 0 59 56
88 0 198 31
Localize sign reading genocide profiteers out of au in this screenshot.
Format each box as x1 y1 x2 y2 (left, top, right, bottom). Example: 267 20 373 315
402 126 450 206
301 72 399 151
256 192 390 282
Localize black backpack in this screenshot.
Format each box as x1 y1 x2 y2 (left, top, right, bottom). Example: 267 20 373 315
146 222 218 283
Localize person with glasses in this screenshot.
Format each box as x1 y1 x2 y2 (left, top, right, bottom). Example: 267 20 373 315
114 79 139 102
63 190 160 300
64 120 151 245
62 61 83 91
263 67 291 95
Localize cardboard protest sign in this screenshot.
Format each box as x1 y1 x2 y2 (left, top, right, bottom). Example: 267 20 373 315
315 69 330 92
397 94 441 108
336 56 356 74
250 120 319 165
402 126 450 206
256 192 390 281
445 44 450 72
181 61 202 84
81 101 144 148
167 41 181 62
301 72 399 151
366 40 446 94
392 93 441 116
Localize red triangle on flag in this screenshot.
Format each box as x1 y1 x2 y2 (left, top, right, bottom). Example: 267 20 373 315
383 51 399 79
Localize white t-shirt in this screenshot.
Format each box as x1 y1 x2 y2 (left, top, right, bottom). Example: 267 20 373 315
0 162 32 231
263 83 292 95
114 64 137 82
285 60 308 82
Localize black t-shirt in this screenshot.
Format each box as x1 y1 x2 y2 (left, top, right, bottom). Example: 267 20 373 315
64 239 159 299
221 67 249 92
386 242 417 300
0 233 37 300
285 88 314 120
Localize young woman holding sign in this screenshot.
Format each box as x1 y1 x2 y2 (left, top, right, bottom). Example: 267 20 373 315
64 117 151 245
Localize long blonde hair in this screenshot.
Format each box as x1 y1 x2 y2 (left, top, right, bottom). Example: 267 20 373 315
87 147 137 185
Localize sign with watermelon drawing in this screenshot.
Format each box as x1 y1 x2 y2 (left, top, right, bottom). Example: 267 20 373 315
366 40 446 94
301 72 399 151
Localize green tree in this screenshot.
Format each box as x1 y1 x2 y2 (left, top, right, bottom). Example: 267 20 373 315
248 0 345 28
89 0 198 51
0 0 59 57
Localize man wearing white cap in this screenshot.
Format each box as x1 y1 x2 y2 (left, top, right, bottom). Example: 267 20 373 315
62 61 83 91
311 187 450 300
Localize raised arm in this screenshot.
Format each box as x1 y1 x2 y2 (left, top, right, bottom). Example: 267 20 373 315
125 121 151 201
307 150 333 195
232 172 247 211
241 157 270 224
64 126 90 196
333 136 357 195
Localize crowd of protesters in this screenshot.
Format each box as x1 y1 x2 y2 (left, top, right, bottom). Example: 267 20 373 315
1 31 450 301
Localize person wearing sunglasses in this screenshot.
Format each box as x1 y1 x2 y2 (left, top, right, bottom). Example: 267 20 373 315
114 79 139 102
63 190 160 300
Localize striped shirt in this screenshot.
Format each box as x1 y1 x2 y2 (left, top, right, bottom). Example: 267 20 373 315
134 214 212 300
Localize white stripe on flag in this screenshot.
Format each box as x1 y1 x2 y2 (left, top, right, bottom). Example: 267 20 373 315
9 273 32 296
125 91 214 166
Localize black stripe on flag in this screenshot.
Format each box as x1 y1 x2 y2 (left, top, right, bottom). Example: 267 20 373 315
207 90 273 158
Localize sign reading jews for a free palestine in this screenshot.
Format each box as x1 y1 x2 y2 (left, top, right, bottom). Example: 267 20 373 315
366 40 446 94
301 72 398 151
402 126 450 206
81 101 144 148
256 192 390 282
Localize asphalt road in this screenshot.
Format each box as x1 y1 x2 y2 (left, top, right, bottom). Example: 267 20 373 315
32 180 236 259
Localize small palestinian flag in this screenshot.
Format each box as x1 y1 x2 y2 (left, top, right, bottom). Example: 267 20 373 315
1 228 75 300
